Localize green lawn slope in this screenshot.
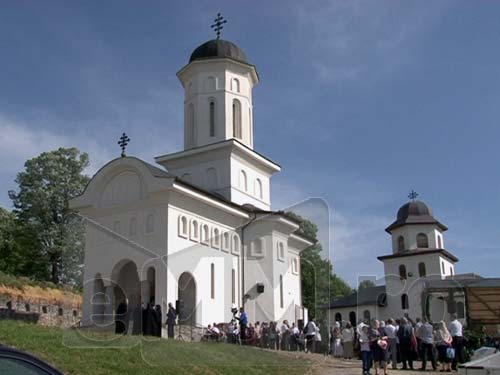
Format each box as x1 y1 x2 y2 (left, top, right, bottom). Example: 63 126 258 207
0 320 315 375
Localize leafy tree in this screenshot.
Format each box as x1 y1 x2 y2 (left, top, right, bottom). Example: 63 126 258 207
10 148 89 285
0 207 24 275
287 212 352 326
358 279 376 290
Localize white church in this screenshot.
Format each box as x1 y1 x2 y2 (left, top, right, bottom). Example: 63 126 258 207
69 32 313 333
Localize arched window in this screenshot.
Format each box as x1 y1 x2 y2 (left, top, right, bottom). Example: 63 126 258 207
191 220 199 240
335 312 342 322
456 301 465 319
277 242 285 261
255 178 263 199
223 232 230 251
232 269 236 304
209 100 216 137
252 238 264 256
129 217 137 236
232 235 240 255
399 264 407 280
210 263 215 299
417 233 429 248
231 78 240 92
181 173 191 183
239 170 247 191
201 224 210 245
292 257 299 275
205 76 216 90
349 311 356 326
363 309 371 322
418 262 427 277
178 215 188 237
397 236 405 252
438 235 443 249
187 103 195 146
401 294 409 309
212 228 220 248
145 214 154 233
206 167 217 189
232 99 242 139
280 275 284 308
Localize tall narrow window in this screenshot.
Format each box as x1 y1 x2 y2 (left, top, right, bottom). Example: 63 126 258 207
232 99 242 139
401 294 409 309
442 261 445 274
209 100 215 137
279 275 284 308
231 269 236 304
397 236 405 252
255 178 263 199
456 301 465 319
417 233 429 248
418 262 427 277
239 170 247 191
187 103 195 146
231 78 240 92
438 235 443 249
211 263 215 299
399 264 407 280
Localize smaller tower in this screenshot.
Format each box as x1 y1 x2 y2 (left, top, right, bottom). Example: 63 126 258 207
378 196 459 319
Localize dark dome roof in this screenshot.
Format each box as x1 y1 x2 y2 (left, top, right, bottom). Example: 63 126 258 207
385 200 447 233
189 39 249 64
397 200 432 221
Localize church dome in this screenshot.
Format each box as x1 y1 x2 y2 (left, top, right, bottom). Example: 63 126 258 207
385 199 447 233
189 39 249 64
396 200 433 221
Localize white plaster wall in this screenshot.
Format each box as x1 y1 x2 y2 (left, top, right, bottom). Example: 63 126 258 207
180 60 256 150
390 225 445 253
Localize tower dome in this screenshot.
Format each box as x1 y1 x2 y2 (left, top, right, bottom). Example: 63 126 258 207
386 199 447 233
189 39 249 64
396 200 433 221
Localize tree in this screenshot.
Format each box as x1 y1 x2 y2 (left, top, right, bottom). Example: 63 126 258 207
0 207 23 275
287 212 352 325
10 148 89 285
358 279 376 291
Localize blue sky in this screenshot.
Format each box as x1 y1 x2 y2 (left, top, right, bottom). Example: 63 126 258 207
1 0 500 287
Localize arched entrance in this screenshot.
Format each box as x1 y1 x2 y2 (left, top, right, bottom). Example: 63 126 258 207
178 272 196 325
112 260 141 334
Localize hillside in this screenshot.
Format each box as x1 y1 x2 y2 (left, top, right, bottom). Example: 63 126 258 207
0 320 316 375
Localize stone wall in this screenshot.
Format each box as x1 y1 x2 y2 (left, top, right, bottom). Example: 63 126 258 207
0 295 82 328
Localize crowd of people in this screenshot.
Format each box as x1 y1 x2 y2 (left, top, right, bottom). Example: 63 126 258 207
201 308 325 352
115 301 473 374
332 313 466 374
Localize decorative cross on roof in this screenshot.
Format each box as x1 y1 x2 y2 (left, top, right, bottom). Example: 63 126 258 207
118 132 130 157
211 13 227 39
408 189 419 201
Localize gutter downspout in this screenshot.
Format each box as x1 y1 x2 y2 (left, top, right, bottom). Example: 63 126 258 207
241 212 258 308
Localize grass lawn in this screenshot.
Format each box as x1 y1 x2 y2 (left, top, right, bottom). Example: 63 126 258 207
0 320 315 375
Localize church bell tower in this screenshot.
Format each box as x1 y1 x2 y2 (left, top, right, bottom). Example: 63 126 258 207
155 15 279 210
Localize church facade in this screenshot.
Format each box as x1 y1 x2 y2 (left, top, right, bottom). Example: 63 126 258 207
69 37 312 333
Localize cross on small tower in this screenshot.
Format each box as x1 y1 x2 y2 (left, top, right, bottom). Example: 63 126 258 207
117 132 130 157
211 13 227 39
408 189 419 201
